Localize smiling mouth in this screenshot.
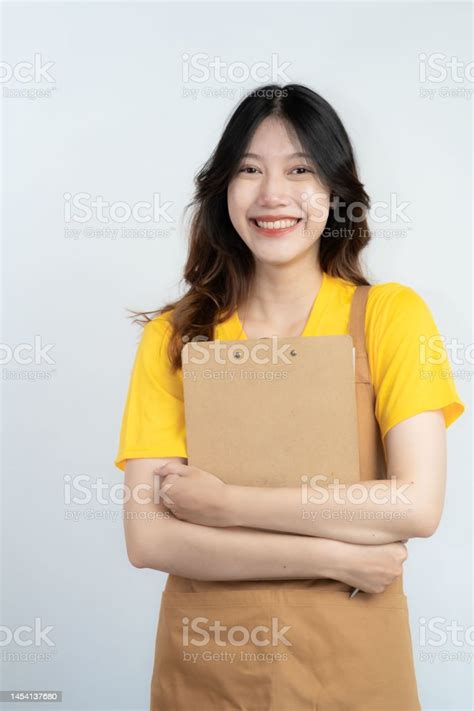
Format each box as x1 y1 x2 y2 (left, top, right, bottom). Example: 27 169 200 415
250 217 303 230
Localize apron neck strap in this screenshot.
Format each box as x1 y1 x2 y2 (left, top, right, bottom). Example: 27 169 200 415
348 284 370 356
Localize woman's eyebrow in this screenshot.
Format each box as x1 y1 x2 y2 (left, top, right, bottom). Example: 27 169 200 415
242 151 312 159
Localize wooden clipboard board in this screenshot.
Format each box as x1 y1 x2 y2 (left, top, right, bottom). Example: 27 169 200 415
182 335 360 488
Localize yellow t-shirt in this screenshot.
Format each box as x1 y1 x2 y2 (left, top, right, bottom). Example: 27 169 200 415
114 272 465 471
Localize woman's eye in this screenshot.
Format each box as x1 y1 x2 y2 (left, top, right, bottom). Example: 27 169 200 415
292 166 314 175
238 166 259 174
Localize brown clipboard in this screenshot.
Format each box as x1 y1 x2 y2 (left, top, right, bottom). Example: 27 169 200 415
181 335 360 488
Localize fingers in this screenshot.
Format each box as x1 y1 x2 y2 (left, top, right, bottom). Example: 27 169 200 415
153 462 189 477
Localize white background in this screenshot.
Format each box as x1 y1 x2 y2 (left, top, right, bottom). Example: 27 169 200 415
2 1 472 709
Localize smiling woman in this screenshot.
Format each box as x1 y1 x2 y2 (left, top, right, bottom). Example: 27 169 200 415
114 84 465 710
127 84 374 369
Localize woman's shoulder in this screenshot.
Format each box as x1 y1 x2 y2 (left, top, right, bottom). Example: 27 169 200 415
141 309 175 336
368 279 423 301
329 273 428 319
135 309 183 392
366 280 432 324
135 310 176 366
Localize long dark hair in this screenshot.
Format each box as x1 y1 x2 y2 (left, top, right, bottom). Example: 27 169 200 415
130 83 372 371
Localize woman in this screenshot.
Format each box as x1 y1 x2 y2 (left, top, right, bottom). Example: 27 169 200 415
114 84 465 710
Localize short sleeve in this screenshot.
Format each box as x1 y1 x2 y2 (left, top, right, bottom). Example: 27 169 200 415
366 284 465 440
114 316 187 471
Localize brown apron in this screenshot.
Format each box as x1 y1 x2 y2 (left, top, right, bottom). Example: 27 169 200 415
150 285 421 710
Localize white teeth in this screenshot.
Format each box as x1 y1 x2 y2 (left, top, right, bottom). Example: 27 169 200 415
255 218 299 229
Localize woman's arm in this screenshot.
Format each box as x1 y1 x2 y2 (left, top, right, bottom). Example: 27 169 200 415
159 411 446 545
124 458 410 592
225 411 446 544
124 457 337 580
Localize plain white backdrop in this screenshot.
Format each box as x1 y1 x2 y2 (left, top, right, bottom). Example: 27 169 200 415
2 1 472 709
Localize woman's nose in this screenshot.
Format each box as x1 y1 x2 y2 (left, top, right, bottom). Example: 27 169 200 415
257 175 290 205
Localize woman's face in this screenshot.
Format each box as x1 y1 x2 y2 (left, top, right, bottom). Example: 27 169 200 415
227 116 331 266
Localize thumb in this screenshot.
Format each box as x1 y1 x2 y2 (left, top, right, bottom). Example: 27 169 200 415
153 462 188 477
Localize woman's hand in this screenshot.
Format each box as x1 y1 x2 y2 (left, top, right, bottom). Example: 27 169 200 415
155 461 235 527
326 538 409 594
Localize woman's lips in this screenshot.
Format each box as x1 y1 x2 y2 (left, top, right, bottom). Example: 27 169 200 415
249 218 303 237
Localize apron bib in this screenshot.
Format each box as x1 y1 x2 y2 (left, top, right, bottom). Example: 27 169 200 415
150 285 422 710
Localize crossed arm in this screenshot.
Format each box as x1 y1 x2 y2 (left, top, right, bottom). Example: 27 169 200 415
123 410 446 579
204 410 447 544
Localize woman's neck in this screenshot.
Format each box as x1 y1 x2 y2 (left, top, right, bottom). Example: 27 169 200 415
238 264 325 338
